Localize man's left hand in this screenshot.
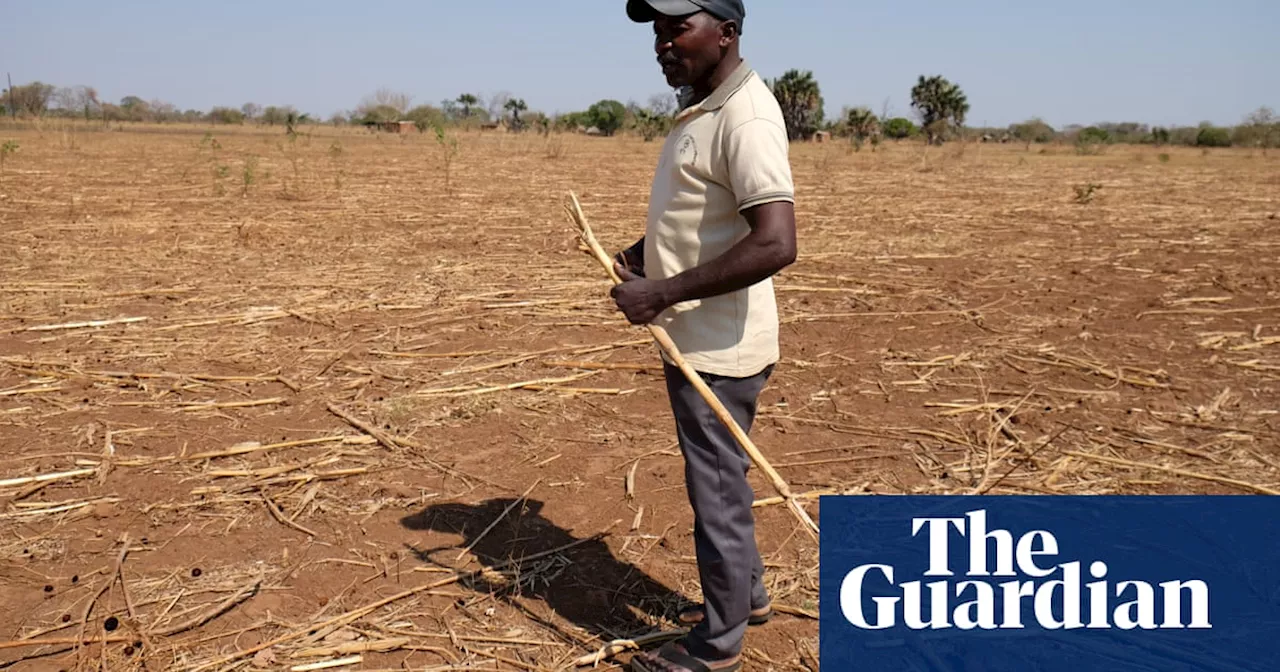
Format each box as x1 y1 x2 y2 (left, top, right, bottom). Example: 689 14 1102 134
610 264 672 325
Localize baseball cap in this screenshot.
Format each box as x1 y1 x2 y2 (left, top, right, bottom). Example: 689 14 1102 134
626 0 745 26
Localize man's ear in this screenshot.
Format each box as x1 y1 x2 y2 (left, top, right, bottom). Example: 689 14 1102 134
718 19 739 46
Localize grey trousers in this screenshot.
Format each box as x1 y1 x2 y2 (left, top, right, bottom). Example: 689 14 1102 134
663 361 773 661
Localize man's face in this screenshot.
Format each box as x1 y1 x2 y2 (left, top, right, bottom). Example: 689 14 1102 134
653 12 731 88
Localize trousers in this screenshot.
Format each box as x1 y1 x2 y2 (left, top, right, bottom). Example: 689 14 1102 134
662 361 774 660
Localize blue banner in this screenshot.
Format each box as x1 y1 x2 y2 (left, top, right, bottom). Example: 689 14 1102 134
819 496 1280 671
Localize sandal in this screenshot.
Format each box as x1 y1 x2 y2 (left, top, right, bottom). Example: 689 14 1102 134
630 641 743 672
677 603 772 627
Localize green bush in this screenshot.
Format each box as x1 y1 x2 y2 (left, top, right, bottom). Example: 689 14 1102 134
1196 127 1232 148
1077 127 1111 144
882 117 918 139
1075 126 1111 155
587 100 626 136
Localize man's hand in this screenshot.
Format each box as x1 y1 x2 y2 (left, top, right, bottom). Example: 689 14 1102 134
610 264 672 325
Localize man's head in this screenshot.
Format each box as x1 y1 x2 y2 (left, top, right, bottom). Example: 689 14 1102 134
627 0 745 89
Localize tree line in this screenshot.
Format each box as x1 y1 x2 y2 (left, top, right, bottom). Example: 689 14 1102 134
764 70 1277 151
0 80 679 140
4 76 1275 150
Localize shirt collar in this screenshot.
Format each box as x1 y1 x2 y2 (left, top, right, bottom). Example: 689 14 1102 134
675 59 755 121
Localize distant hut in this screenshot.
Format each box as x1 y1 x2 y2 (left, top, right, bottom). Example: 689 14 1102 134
371 120 416 133
813 131 830 143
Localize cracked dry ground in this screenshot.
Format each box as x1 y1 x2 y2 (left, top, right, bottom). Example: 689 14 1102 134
1 126 1277 671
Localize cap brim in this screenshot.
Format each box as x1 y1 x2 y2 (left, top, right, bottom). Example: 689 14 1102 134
627 0 703 22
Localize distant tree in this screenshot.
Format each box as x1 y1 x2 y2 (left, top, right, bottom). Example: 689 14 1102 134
843 106 879 150
356 89 411 123
457 94 479 118
406 105 446 132
555 111 592 132
487 92 513 122
261 106 292 126
1151 127 1172 145
648 92 678 117
633 108 670 141
208 107 246 125
587 99 627 136
1011 117 1055 149
328 111 351 126
1077 126 1111 144
3 82 56 116
51 85 99 120
504 98 528 130
149 99 178 123
910 75 969 145
1196 126 1232 148
355 105 401 125
767 69 824 141
1235 106 1277 151
119 96 149 122
241 103 262 121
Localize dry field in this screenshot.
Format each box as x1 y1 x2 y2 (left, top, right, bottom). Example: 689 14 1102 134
1 121 1278 671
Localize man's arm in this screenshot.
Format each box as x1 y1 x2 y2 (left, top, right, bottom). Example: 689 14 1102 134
664 200 795 304
610 201 795 325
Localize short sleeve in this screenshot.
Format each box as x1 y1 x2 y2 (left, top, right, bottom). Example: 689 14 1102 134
724 117 795 212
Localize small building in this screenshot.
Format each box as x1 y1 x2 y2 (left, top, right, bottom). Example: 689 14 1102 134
812 131 830 143
372 120 416 133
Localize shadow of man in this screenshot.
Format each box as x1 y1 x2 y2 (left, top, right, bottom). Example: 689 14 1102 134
401 498 686 645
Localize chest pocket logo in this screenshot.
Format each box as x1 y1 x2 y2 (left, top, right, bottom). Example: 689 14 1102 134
675 134 699 165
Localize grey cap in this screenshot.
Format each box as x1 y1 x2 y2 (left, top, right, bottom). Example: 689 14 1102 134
626 0 745 25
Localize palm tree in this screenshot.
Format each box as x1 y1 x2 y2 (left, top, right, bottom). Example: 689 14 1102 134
910 75 969 145
845 107 879 150
504 98 528 130
767 70 824 141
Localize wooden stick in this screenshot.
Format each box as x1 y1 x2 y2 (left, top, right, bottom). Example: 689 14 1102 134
0 468 96 488
564 192 819 540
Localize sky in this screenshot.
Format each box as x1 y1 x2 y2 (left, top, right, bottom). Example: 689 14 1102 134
4 0 1278 129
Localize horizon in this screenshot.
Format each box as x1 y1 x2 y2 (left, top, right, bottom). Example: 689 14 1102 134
5 0 1278 129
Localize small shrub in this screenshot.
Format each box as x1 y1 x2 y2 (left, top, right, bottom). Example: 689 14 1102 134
0 140 19 182
212 164 229 196
432 125 460 194
1158 153 1171 163
1073 182 1102 204
544 136 567 160
241 156 259 197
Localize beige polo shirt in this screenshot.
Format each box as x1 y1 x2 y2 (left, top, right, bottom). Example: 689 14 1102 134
643 59 795 378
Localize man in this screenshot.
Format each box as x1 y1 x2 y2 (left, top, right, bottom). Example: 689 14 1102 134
611 1 797 670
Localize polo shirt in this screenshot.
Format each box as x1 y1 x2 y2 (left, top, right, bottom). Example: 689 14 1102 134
643 59 795 378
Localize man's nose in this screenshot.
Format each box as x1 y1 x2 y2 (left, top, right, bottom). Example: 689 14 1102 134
655 38 672 56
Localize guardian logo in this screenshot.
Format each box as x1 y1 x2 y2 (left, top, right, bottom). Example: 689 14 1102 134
840 510 1211 632
818 496 1280 671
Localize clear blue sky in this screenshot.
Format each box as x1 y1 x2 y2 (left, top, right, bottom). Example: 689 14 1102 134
4 0 1277 128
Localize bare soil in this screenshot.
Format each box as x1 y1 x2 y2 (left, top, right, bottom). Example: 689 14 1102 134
1 123 1277 671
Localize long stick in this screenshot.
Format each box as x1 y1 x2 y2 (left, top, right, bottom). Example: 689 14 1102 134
564 192 818 540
